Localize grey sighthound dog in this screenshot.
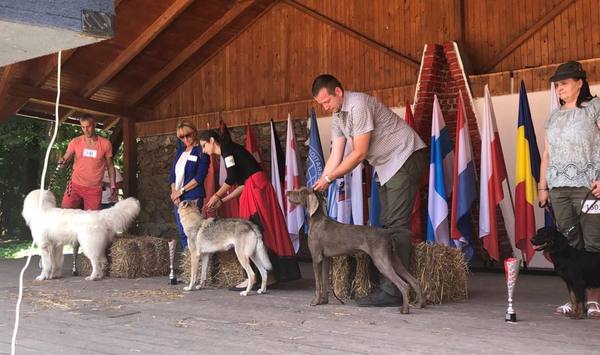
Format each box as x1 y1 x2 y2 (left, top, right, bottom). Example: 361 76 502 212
286 187 424 314
177 200 272 296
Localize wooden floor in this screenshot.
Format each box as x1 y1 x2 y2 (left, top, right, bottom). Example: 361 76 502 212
1 255 598 355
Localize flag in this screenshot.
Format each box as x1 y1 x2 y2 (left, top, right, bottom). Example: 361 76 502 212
369 170 381 227
305 108 325 231
270 120 285 213
245 123 264 170
404 102 423 243
217 120 239 218
285 113 304 252
306 108 325 188
327 140 353 224
427 95 454 245
450 91 476 261
479 85 509 261
514 81 540 264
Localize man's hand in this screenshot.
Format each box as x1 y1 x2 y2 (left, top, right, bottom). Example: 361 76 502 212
108 188 117 203
538 189 550 207
312 176 331 192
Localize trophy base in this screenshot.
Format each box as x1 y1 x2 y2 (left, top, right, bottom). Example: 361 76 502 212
505 312 517 322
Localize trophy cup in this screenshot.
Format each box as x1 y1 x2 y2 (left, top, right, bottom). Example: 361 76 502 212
168 240 178 285
504 257 520 322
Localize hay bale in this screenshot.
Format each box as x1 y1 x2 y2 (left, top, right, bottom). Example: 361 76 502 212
110 238 142 278
410 243 469 304
330 256 350 299
350 252 373 298
330 243 468 304
178 249 214 286
212 250 244 288
179 249 244 288
76 235 170 279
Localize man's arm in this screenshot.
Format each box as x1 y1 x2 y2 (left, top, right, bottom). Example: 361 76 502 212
329 132 370 179
106 156 116 188
59 149 75 165
313 133 370 191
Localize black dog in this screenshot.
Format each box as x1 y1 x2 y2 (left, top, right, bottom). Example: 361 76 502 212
531 227 600 319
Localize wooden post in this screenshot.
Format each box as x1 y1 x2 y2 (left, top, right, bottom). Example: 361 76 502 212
122 117 137 197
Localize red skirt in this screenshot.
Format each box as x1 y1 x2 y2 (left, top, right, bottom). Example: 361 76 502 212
239 171 300 281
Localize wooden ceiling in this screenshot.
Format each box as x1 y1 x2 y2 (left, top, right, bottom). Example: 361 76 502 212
0 0 597 131
0 0 277 126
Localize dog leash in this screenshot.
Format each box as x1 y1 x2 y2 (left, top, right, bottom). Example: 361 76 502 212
539 190 598 237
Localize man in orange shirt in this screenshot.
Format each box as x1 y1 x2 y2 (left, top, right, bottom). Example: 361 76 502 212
59 114 116 210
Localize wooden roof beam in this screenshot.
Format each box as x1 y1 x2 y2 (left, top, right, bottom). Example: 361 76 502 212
9 83 147 119
80 0 194 98
127 0 258 106
478 0 575 73
283 0 419 68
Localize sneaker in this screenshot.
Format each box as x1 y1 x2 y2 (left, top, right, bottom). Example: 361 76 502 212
355 288 402 307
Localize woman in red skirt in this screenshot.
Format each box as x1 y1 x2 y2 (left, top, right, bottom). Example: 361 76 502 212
199 130 301 288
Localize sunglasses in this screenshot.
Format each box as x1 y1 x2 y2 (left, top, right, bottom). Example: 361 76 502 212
178 132 194 139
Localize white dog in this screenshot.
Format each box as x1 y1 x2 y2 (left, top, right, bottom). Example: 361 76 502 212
177 200 272 296
22 189 140 281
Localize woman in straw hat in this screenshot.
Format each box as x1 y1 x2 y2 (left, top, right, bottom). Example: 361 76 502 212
539 61 600 317
199 129 301 290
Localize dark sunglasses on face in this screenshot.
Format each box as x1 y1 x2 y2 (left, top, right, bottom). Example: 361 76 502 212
179 132 193 139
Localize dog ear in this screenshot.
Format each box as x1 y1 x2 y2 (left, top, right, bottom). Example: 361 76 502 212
306 192 320 216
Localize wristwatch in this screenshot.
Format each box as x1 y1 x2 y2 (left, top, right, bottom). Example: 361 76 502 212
324 175 332 183
180 186 186 194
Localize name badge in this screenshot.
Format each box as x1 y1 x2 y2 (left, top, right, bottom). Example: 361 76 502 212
187 154 198 162
225 155 236 167
582 200 600 214
82 148 97 158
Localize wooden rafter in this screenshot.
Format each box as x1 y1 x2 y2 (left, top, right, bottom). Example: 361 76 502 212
478 0 575 73
9 84 147 119
80 0 194 98
126 0 258 106
283 0 419 68
103 116 121 131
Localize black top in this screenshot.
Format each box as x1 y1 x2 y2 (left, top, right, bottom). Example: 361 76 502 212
221 141 262 186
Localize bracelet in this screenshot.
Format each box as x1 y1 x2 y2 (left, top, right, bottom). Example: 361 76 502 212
538 188 549 191
324 175 332 183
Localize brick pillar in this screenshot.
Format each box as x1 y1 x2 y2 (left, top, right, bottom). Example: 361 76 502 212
412 42 512 262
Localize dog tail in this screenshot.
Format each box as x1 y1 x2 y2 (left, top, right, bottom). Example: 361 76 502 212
100 198 141 233
248 222 272 270
255 238 272 270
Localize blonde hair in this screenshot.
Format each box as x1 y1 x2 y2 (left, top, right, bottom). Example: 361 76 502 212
176 121 198 139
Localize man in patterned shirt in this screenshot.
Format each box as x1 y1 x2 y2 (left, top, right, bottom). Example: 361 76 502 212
312 74 427 307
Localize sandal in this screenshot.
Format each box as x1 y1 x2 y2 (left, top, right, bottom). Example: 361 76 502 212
586 301 600 318
555 302 572 315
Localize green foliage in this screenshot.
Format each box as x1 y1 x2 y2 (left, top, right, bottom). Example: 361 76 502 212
0 116 122 241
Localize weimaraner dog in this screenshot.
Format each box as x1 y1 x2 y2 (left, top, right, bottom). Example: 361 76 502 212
286 187 424 314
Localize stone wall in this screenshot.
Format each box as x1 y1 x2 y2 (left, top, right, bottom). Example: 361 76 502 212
136 119 309 240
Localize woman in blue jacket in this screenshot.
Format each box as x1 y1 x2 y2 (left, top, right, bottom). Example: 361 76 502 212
167 121 210 283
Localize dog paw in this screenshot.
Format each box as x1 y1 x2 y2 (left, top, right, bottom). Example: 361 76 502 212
257 288 266 294
183 286 193 291
35 275 48 281
194 284 204 290
310 298 327 306
240 290 249 296
400 307 410 315
85 275 102 281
